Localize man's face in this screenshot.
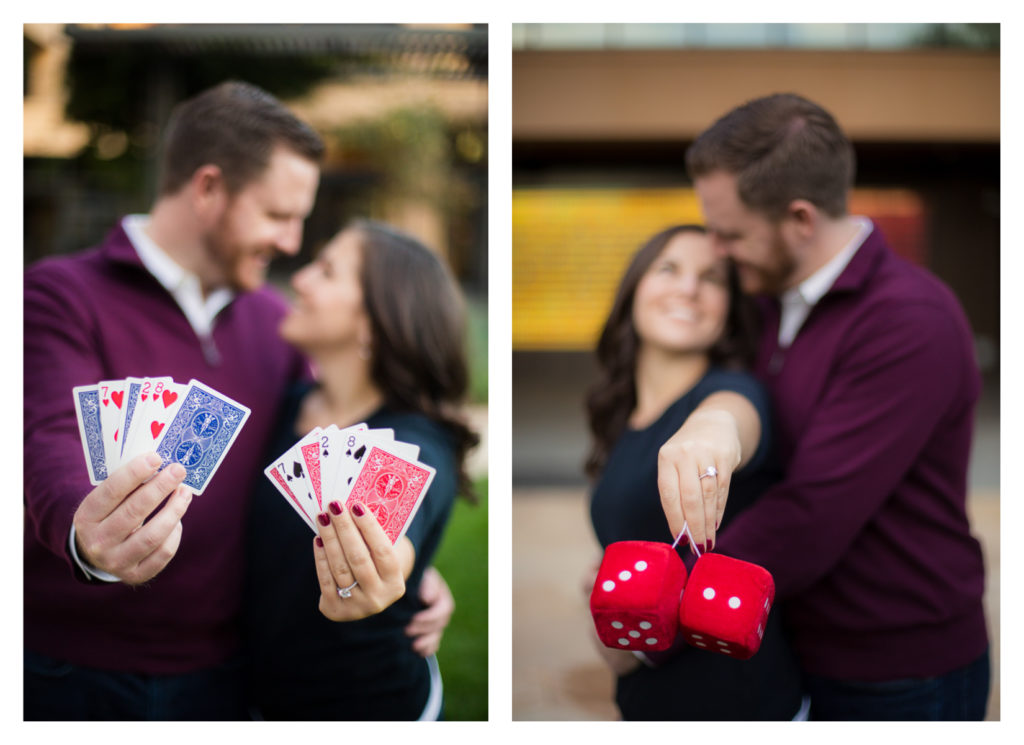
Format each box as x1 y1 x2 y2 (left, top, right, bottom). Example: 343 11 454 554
204 145 320 292
694 170 796 296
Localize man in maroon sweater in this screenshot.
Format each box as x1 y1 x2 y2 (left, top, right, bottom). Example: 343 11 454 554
24 81 323 719
658 94 989 719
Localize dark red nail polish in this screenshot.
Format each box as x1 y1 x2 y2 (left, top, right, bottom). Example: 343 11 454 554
351 502 365 517
315 536 324 548
317 512 330 527
707 538 715 553
328 500 342 515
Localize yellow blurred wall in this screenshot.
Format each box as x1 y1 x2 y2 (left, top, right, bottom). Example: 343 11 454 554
513 187 925 350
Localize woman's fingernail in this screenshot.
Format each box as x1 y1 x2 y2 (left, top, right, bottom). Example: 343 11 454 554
328 500 343 515
351 502 365 517
707 538 715 553
315 536 324 548
317 512 331 527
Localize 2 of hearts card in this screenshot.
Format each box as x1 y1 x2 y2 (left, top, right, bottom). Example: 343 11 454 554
264 424 436 544
72 377 250 494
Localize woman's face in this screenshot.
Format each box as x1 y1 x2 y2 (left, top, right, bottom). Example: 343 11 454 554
279 229 371 353
631 231 731 356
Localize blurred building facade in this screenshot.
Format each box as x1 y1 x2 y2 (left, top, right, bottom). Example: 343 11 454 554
23 23 488 296
512 23 999 485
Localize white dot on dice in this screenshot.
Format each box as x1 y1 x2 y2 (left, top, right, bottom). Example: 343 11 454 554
635 561 647 571
629 630 641 638
645 638 658 645
603 580 615 592
619 570 632 581
611 621 623 629
639 621 652 630
618 638 629 646
728 596 741 609
703 587 716 600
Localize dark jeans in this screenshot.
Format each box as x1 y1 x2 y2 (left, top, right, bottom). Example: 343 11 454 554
805 647 990 721
24 648 247 721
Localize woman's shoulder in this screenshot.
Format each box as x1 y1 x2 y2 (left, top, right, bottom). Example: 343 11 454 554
366 407 458 469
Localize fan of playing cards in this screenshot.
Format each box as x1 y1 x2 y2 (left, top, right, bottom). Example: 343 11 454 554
265 424 436 544
73 377 251 495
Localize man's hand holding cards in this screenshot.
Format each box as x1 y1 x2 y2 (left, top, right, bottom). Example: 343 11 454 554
265 425 435 620
71 378 250 584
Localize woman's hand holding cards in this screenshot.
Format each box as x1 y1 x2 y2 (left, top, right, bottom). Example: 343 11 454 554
313 499 414 621
72 452 193 585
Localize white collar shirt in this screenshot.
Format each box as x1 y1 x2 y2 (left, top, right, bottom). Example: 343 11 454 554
777 217 873 348
122 214 234 341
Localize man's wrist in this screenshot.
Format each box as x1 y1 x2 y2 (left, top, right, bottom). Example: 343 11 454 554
68 524 120 583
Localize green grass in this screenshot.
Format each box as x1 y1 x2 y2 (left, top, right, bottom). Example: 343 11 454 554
466 297 488 404
432 477 488 720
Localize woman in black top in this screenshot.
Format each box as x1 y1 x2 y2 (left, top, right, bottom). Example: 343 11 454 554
244 220 478 720
585 225 803 720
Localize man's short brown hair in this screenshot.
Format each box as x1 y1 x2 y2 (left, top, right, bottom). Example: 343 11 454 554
157 81 324 196
686 93 855 219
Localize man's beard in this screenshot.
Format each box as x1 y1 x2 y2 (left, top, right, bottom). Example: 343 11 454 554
202 215 256 293
742 229 797 296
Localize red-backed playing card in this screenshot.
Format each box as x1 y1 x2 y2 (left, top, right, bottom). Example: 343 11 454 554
344 446 436 544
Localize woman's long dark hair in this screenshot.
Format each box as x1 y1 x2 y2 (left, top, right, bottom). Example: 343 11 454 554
583 224 760 481
351 219 480 502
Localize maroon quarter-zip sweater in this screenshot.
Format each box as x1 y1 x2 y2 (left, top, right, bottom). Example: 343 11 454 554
718 226 988 681
24 221 306 674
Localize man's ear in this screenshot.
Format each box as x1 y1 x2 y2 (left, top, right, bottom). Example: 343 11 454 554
190 164 228 222
782 198 818 244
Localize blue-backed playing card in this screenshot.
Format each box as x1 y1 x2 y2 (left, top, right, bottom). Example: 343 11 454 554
72 384 108 485
152 379 251 494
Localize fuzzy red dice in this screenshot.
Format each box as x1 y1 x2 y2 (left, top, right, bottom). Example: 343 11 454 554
590 541 687 652
678 552 774 660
